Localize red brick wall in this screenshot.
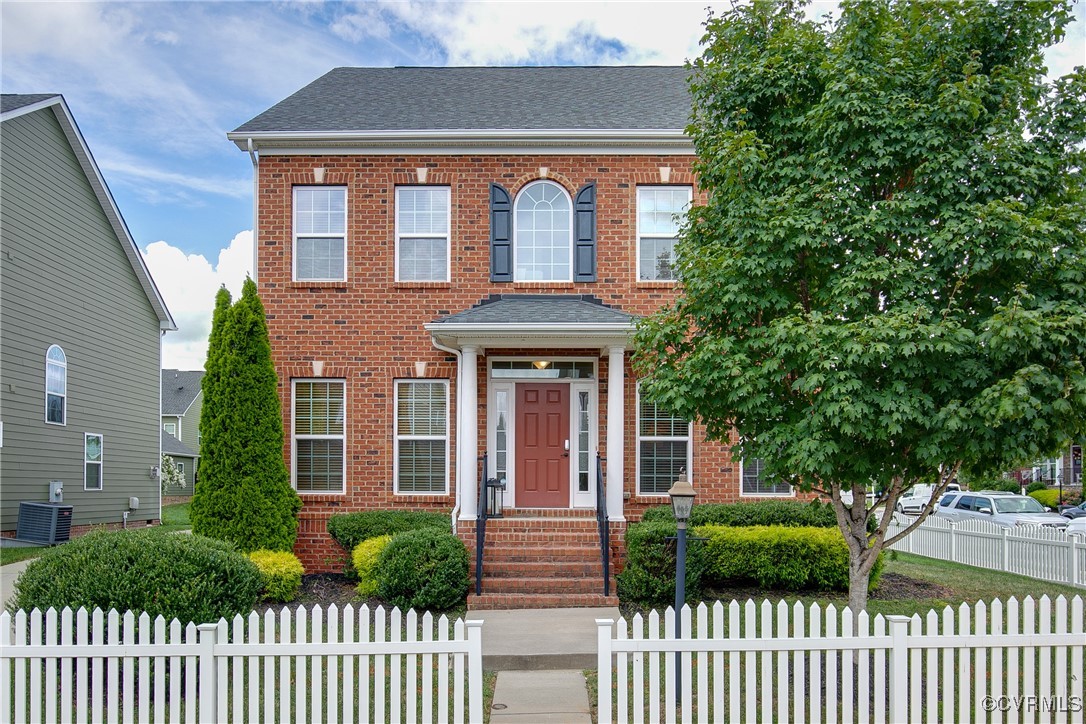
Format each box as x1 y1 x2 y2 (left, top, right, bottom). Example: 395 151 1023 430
256 153 801 571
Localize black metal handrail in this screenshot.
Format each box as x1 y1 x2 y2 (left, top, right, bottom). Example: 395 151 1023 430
595 452 610 596
475 452 488 596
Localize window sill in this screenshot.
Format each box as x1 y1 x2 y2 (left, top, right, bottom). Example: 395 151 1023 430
290 281 348 290
512 281 578 289
297 492 347 502
393 491 451 499
393 281 452 289
636 280 679 288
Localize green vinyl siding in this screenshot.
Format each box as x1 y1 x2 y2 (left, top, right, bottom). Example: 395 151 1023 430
0 106 162 530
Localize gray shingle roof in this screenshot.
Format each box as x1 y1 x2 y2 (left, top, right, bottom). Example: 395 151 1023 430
162 431 196 458
1 94 60 114
233 66 690 134
161 369 204 415
433 295 636 326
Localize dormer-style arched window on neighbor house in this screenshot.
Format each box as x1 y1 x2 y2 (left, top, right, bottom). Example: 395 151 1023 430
46 344 67 425
489 180 597 283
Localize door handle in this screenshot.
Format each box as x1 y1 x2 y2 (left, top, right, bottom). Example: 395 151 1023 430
563 439 570 457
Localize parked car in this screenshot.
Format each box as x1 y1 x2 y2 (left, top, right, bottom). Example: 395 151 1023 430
934 491 1070 529
1066 516 1086 537
895 482 962 514
1059 501 1086 519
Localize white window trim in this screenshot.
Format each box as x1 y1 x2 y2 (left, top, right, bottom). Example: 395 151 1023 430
513 179 574 283
292 186 348 282
394 186 451 282
84 432 103 491
175 461 185 475
163 422 177 436
636 185 692 283
739 458 796 497
45 344 67 426
635 384 693 497
393 379 450 496
291 378 347 494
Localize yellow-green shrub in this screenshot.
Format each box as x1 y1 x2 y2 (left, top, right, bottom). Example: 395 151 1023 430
1028 489 1062 508
696 525 883 592
248 550 304 602
352 535 393 597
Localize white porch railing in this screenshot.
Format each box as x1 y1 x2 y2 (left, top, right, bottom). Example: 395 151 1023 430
1 604 484 724
888 514 1086 588
597 597 1085 724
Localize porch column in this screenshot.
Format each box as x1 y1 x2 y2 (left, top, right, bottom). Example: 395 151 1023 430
606 345 626 521
461 345 479 520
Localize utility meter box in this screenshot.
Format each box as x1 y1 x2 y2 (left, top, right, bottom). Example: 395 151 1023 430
48 480 64 503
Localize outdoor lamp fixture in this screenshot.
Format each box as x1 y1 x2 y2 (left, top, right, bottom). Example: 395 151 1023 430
149 465 160 480
532 360 550 370
668 470 695 704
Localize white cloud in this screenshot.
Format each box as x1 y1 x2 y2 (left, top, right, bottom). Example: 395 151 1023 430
144 231 253 370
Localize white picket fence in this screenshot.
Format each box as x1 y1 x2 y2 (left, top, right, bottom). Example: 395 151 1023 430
888 514 1086 588
597 596 1085 724
0 604 484 724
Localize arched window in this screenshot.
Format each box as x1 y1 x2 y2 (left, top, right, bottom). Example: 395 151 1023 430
514 180 572 282
46 345 67 425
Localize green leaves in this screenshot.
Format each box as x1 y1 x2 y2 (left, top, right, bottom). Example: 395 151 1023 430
635 0 1085 501
191 279 302 552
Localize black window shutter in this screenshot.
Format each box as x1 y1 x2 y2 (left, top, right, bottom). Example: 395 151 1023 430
489 183 513 282
573 182 597 282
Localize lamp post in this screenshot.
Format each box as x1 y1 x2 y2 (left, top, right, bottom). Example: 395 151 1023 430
668 470 696 705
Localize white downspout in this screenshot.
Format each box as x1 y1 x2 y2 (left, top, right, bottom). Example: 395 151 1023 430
246 138 259 282
431 338 463 533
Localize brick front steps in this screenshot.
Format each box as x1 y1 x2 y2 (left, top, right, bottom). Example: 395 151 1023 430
465 510 619 610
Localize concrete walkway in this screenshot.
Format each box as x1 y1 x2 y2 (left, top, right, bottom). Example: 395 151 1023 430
490 670 592 723
0 559 32 612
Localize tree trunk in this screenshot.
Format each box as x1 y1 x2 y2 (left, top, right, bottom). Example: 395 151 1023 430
847 546 881 612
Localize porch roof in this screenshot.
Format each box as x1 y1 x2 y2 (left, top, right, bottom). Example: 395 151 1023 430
426 294 636 350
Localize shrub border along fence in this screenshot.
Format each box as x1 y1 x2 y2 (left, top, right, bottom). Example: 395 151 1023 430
1 604 483 724
596 596 1085 724
887 513 1086 589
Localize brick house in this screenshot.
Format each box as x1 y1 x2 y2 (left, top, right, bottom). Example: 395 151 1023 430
229 67 795 607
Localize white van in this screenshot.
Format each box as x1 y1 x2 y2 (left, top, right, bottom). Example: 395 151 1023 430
895 482 962 515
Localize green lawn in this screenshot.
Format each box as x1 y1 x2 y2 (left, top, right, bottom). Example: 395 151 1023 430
0 546 46 566
157 501 191 532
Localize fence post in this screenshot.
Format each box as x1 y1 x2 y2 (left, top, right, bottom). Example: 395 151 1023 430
887 615 911 723
1070 537 1081 588
950 523 957 563
196 623 219 724
466 621 484 724
1001 527 1010 572
597 619 614 724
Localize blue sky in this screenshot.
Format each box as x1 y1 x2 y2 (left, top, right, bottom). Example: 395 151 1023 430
2 1 1083 368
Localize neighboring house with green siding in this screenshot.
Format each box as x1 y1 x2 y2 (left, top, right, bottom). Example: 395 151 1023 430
0 94 175 536
161 369 204 495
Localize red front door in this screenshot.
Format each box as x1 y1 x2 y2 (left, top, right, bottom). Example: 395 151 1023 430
515 383 570 508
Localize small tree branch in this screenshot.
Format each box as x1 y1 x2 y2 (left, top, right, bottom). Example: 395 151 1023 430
883 462 963 548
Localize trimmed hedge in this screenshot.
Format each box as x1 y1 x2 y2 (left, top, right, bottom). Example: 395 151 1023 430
376 529 469 611
13 529 263 624
1028 489 1060 508
352 535 393 598
697 525 883 592
615 521 708 607
327 510 449 552
1026 481 1047 494
249 550 304 602
641 500 840 528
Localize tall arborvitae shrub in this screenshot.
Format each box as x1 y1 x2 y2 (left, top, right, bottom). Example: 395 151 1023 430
191 280 301 551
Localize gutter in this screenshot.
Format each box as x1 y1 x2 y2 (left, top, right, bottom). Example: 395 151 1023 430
246 138 259 282
430 337 463 534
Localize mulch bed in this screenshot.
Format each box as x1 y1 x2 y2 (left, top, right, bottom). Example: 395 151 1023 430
870 571 953 600
254 574 374 616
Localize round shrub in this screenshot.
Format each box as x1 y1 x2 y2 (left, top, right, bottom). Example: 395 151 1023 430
352 535 393 597
697 525 883 592
328 510 450 553
13 529 262 624
1025 481 1047 494
249 550 304 602
375 529 468 611
615 521 708 607
1028 488 1060 508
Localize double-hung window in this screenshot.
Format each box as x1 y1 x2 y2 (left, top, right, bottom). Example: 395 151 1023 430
514 180 572 281
637 186 692 281
741 458 793 496
395 380 448 494
293 380 346 493
396 187 450 281
46 345 66 425
293 186 346 281
163 422 176 436
637 387 692 495
84 433 103 490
